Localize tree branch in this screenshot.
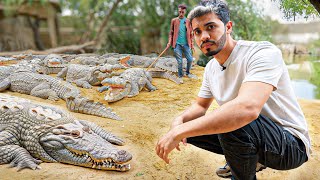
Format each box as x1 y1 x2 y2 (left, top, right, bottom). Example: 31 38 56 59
93 0 122 43
26 16 45 50
0 41 96 56
309 0 320 15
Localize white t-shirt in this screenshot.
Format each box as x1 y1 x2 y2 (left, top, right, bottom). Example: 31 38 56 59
198 40 311 157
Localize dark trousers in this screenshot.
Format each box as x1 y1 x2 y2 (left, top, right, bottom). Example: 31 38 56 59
187 115 308 180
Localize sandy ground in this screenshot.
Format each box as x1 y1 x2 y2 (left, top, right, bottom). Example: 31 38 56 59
0 65 319 180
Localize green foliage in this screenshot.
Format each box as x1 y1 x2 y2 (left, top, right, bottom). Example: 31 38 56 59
102 0 271 55
308 39 320 56
1 0 25 5
1 0 52 16
1 0 25 16
1 0 274 55
310 62 320 99
272 0 318 20
102 1 140 54
227 0 272 41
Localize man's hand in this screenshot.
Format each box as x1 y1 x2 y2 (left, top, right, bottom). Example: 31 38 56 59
155 128 182 164
170 117 187 148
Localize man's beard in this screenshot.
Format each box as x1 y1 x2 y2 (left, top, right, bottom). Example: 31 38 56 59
201 28 227 57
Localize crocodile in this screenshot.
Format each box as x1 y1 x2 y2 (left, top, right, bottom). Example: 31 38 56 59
100 54 192 82
101 54 189 71
57 63 126 89
0 67 121 120
39 54 67 74
100 68 180 102
0 66 14 82
0 94 131 171
155 57 188 73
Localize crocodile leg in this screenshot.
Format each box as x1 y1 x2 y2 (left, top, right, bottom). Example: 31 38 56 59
109 71 122 77
78 120 125 145
0 145 42 171
30 82 59 101
127 82 139 97
0 78 11 91
0 131 41 171
145 80 157 91
148 70 181 84
74 78 92 89
56 67 68 80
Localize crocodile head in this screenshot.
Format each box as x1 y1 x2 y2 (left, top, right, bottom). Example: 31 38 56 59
101 77 131 102
99 64 127 73
39 120 132 171
14 60 45 74
44 54 64 67
89 68 110 85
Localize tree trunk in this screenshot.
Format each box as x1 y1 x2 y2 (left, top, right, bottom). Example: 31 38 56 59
0 41 96 56
94 0 122 43
79 11 95 43
309 0 320 15
27 17 45 50
55 14 60 44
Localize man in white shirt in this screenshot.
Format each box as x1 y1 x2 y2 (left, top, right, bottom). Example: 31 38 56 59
156 0 311 179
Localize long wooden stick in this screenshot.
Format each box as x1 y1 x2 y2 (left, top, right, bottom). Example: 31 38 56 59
146 46 169 71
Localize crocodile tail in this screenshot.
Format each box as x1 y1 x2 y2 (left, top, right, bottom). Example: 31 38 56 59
66 97 121 120
147 70 182 84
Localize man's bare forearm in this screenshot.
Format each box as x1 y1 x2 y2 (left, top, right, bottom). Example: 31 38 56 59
172 97 214 127
174 82 273 140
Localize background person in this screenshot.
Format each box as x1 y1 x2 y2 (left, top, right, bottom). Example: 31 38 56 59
167 4 196 83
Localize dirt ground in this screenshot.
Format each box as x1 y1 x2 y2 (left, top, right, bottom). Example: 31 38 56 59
0 65 319 180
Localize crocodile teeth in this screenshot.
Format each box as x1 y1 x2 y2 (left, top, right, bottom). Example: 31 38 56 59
121 166 126 171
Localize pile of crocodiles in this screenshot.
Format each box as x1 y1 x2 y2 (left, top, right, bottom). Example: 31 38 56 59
0 94 131 171
0 53 188 104
0 53 197 172
0 64 121 120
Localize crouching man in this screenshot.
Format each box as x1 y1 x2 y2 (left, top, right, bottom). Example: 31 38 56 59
156 0 311 179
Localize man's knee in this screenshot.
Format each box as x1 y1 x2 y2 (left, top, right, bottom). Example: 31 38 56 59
174 49 182 59
187 135 224 154
218 124 257 154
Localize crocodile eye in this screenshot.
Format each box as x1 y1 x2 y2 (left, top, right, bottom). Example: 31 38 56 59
57 126 65 130
82 126 90 132
71 130 80 137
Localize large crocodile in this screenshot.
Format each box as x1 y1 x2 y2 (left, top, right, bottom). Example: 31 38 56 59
101 54 189 72
0 67 121 120
57 63 126 89
0 94 131 171
100 68 180 102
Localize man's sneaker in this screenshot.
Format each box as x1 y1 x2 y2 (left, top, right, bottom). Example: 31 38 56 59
216 162 232 178
256 162 267 172
187 74 198 79
216 162 266 178
178 77 183 84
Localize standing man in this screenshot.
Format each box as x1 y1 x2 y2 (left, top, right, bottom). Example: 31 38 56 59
156 0 311 179
167 4 196 84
